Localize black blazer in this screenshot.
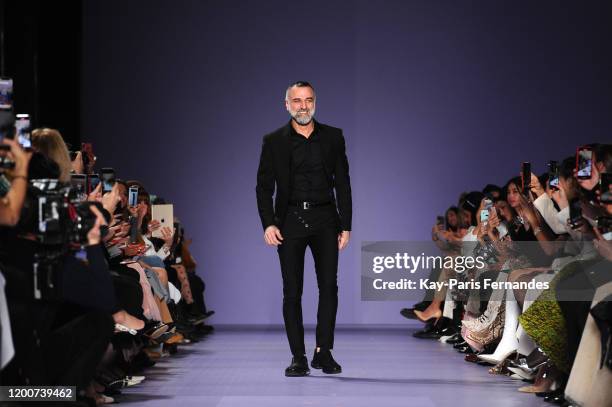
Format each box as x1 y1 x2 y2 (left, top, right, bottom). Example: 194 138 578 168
256 120 352 232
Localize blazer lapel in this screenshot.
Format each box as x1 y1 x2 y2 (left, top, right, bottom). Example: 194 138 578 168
317 122 334 176
280 122 293 174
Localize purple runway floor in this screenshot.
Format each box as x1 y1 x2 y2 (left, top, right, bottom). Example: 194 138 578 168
121 324 549 407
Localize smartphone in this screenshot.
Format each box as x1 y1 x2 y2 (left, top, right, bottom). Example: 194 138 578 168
576 146 593 180
70 174 87 198
480 199 493 223
88 174 101 193
548 160 559 189
0 78 13 110
13 113 31 149
600 173 611 204
521 162 531 195
568 198 583 229
100 167 115 193
128 186 139 207
81 142 94 171
436 216 445 226
0 174 11 197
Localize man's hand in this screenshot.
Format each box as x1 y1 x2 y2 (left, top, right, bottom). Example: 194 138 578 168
338 230 350 250
264 225 283 246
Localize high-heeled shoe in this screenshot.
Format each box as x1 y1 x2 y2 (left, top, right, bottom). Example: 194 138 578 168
414 309 442 324
477 349 517 365
518 362 560 394
508 359 547 380
142 322 169 340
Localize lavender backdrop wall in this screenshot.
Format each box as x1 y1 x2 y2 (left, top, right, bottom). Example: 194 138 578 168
81 1 612 324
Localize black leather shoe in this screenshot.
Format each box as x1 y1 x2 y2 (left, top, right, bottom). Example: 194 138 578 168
285 356 310 377
311 349 342 374
456 345 473 354
413 328 442 339
412 320 436 339
446 333 464 345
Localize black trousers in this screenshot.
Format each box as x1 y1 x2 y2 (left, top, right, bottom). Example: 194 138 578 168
277 221 339 357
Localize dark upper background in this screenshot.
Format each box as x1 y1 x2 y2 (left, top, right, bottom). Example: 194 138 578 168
3 0 611 324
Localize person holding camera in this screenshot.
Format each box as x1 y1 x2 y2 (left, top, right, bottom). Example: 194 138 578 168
0 138 31 226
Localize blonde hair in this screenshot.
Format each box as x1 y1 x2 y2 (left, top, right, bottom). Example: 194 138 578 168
31 128 72 182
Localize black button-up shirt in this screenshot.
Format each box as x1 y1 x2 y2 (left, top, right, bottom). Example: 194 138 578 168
289 123 333 203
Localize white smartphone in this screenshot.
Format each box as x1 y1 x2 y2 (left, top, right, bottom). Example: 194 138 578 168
151 204 174 239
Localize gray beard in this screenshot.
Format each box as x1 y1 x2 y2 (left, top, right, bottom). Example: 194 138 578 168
290 109 315 125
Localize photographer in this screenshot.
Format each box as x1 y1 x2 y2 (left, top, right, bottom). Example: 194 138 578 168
0 137 30 377
0 138 31 226
0 153 116 394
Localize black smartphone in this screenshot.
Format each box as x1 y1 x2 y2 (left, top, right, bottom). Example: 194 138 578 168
88 173 101 194
548 160 559 189
70 174 87 196
576 146 593 180
521 162 531 195
128 186 139 207
14 114 31 149
100 167 116 193
600 172 611 204
568 198 583 229
436 215 445 226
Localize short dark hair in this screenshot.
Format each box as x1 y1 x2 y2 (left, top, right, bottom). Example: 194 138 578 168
285 81 315 100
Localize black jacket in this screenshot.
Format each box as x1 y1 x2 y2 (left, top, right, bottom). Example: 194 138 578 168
256 120 352 232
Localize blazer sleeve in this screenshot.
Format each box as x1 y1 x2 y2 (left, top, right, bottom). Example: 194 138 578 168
334 131 352 231
256 136 276 230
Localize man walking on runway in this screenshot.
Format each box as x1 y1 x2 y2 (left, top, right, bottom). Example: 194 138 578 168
256 81 352 377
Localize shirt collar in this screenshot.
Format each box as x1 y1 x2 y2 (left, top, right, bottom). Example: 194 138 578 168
288 118 319 139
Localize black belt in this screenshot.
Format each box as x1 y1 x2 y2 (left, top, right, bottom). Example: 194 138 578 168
288 200 332 210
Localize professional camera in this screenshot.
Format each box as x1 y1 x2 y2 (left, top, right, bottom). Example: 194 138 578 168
20 179 107 250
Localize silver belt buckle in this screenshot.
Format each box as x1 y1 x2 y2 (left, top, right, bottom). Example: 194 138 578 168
303 202 310 210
